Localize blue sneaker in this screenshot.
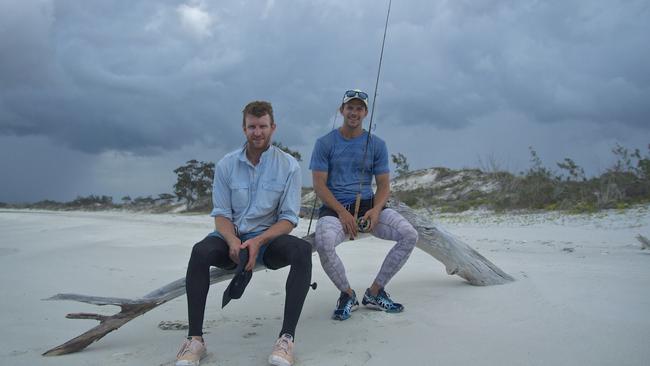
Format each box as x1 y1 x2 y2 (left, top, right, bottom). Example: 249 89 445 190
332 290 359 321
362 288 404 313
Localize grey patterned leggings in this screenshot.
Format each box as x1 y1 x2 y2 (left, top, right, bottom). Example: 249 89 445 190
313 208 418 292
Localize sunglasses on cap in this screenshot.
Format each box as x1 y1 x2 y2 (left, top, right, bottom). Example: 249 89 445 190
344 90 369 101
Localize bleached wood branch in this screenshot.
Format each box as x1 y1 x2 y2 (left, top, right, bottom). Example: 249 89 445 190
43 199 513 356
390 200 514 285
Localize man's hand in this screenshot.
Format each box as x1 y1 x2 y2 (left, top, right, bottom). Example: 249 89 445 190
226 237 242 264
339 210 358 238
362 207 382 232
240 236 265 271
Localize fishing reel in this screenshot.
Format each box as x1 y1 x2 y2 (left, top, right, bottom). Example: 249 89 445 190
356 217 371 233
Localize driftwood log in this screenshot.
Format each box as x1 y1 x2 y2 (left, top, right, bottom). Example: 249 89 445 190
43 200 514 356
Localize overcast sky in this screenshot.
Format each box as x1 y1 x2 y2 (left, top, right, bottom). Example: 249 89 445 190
1 0 649 203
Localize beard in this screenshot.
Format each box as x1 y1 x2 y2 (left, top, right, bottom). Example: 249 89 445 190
247 135 271 151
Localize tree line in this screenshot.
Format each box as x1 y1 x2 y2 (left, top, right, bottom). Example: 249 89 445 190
3 142 647 213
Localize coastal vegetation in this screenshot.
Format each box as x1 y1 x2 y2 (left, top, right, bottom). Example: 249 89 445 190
2 143 648 214
392 144 650 212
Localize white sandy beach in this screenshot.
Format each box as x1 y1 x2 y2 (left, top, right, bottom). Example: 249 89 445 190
1 207 649 366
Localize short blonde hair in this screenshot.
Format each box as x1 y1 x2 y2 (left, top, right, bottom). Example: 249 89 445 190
242 101 274 127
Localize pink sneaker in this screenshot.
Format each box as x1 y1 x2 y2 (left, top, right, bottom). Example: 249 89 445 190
268 333 294 366
175 337 206 366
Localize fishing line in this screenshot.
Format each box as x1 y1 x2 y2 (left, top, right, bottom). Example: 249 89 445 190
352 0 392 232
307 0 392 236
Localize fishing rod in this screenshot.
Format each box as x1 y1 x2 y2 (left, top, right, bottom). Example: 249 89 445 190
307 0 392 236
352 0 392 234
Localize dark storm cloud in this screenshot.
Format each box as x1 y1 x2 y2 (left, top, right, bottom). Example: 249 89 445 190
377 0 650 129
0 0 648 163
1 0 244 153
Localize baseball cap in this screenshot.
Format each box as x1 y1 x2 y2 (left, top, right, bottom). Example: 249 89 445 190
342 89 369 108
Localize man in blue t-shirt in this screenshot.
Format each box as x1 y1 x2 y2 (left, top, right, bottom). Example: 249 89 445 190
309 89 418 321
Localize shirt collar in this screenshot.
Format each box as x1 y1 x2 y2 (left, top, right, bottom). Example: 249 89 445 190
238 144 274 165
237 146 248 162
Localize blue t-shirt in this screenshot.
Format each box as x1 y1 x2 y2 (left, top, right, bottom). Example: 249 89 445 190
309 129 389 205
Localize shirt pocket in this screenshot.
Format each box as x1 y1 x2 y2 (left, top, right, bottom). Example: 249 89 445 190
259 181 285 211
229 183 250 212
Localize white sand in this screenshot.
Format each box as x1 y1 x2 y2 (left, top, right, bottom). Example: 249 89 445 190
1 207 649 366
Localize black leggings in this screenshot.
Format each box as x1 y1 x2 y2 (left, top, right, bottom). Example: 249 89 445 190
185 234 312 338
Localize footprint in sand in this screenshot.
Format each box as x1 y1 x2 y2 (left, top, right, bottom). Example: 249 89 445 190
158 320 188 330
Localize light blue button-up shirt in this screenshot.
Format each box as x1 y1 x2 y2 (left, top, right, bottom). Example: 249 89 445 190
210 145 301 235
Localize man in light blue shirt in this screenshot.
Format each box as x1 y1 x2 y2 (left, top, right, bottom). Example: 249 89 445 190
175 101 311 366
210 139 302 242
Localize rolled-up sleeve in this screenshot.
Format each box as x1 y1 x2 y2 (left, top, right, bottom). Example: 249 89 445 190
309 138 329 172
210 161 232 219
277 163 301 226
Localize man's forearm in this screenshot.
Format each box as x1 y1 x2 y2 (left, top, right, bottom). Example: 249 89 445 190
255 219 294 245
314 184 349 215
214 216 238 242
373 185 390 208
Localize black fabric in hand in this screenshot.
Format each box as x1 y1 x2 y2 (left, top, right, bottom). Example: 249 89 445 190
221 248 253 308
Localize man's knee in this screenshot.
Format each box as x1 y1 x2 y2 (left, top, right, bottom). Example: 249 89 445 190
289 236 313 266
406 223 418 240
387 210 418 245
401 224 418 246
189 236 227 266
298 241 313 272
190 238 210 259
313 217 340 253
186 240 213 278
190 240 210 262
313 235 337 264
272 235 312 273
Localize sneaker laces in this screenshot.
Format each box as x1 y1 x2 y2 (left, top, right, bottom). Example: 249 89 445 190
337 291 356 309
378 289 391 299
346 298 356 311
176 338 201 359
375 289 395 307
274 335 292 355
176 340 191 359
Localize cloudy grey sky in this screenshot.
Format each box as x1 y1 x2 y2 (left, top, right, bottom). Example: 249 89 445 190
1 0 649 203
